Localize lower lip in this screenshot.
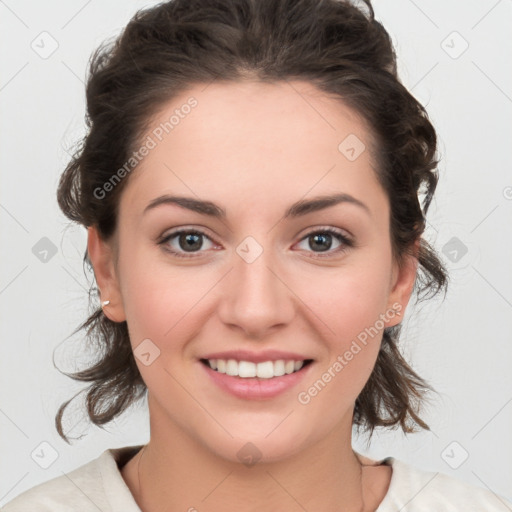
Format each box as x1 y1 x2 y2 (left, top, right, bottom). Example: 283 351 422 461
200 361 313 400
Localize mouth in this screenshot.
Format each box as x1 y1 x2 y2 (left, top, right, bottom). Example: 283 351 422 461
200 358 314 379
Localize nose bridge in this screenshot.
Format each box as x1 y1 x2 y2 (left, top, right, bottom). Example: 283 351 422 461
218 238 295 337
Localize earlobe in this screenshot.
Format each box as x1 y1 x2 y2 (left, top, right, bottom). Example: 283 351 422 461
87 226 126 322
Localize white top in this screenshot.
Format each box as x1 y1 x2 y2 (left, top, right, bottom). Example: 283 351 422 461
2 445 511 511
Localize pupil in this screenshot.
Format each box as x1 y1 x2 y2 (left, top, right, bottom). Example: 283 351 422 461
310 233 331 252
180 233 202 251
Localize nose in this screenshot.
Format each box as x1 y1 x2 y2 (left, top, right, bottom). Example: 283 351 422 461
217 246 296 339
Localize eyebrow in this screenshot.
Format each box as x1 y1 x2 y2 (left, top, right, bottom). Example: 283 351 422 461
143 192 371 219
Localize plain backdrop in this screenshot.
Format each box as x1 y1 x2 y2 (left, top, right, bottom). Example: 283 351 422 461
1 0 511 506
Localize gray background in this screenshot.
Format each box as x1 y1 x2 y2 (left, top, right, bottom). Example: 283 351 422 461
1 0 511 506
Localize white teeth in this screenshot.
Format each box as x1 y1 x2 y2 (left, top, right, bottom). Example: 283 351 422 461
256 361 274 379
226 359 238 376
238 360 256 378
273 360 285 377
206 358 308 378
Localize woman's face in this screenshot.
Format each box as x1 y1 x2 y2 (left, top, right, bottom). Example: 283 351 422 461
90 80 417 463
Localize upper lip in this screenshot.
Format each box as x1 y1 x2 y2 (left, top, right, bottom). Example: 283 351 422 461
200 349 313 364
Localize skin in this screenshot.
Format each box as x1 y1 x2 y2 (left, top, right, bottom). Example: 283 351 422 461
88 79 419 511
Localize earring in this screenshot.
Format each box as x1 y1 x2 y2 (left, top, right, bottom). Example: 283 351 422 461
394 308 401 316
101 300 110 308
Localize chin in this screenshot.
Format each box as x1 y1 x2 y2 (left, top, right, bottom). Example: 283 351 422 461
193 418 317 467
211 436 307 467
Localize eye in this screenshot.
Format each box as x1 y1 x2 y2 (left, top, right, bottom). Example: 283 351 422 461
158 229 218 258
158 226 354 259
294 227 353 257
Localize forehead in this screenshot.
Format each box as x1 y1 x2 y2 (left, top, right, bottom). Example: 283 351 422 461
144 79 372 156
120 79 387 221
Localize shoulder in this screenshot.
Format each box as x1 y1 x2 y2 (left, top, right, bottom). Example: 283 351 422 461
377 457 512 512
1 454 109 512
1 445 143 512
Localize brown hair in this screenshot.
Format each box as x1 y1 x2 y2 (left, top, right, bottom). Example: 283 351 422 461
55 0 448 443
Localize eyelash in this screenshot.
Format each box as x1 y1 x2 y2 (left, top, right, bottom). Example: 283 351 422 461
157 227 354 259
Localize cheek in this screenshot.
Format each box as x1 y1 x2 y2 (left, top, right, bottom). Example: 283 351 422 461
295 270 390 421
297 258 392 390
308 260 392 342
117 243 218 350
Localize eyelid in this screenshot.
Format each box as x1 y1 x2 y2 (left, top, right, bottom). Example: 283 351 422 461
158 225 216 242
297 225 353 241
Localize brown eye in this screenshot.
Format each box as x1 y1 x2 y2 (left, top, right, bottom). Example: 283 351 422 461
295 228 353 257
178 232 203 252
159 229 216 258
308 232 334 252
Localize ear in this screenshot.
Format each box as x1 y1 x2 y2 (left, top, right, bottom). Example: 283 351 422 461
384 239 420 328
87 226 126 323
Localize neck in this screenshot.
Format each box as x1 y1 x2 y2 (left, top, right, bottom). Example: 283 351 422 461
129 404 369 512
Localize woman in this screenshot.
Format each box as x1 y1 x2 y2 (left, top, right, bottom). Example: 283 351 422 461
4 0 511 510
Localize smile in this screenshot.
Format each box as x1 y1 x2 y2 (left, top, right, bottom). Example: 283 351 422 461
201 358 313 379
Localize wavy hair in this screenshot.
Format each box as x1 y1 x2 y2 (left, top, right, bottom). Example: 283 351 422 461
55 0 448 443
